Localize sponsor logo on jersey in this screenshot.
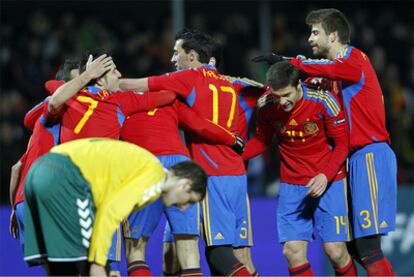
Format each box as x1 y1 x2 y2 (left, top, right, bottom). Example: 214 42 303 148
304 122 319 135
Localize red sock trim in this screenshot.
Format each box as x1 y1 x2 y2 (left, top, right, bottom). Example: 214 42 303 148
289 262 314 276
335 258 357 276
230 265 253 276
181 268 203 276
128 260 151 276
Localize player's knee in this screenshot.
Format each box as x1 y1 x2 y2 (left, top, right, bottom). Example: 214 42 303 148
205 245 240 275
324 242 348 264
124 237 148 261
353 235 382 260
233 247 250 265
283 242 307 264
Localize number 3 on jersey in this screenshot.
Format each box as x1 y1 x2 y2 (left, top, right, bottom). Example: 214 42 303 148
74 96 98 134
208 84 236 128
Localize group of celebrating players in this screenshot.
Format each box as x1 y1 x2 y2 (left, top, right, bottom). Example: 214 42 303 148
9 7 397 277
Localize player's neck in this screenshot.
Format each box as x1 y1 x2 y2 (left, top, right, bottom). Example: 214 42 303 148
327 43 347 60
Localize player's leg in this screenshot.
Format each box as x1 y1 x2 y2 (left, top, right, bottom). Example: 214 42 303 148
160 154 202 276
315 178 357 276
233 191 256 275
348 143 397 276
277 182 314 276
24 153 95 275
162 224 180 275
202 175 252 276
123 199 164 276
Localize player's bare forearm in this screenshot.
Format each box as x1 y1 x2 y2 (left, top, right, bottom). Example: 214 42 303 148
119 78 149 92
9 160 22 207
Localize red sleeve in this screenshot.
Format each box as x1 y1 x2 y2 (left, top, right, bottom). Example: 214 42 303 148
19 152 28 165
291 54 362 83
176 101 236 146
242 109 274 160
148 70 198 98
117 90 176 116
24 100 48 130
319 96 349 181
44 80 65 95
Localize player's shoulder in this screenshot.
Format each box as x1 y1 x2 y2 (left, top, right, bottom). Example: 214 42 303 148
303 85 341 117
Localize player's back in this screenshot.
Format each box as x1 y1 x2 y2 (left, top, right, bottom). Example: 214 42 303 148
184 66 245 176
341 46 389 150
149 65 245 176
60 87 125 142
121 101 189 157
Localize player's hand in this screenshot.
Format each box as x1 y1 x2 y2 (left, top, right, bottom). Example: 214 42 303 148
85 54 113 79
251 53 291 65
306 173 328 198
231 136 245 155
90 263 107 276
256 93 274 109
9 209 19 239
303 77 331 92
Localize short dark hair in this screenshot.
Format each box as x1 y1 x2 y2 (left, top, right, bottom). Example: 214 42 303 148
175 29 217 64
79 48 110 86
170 160 207 199
266 61 300 90
306 8 351 44
56 58 80 81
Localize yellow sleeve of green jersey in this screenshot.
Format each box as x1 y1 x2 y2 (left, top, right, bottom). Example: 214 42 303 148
87 162 165 266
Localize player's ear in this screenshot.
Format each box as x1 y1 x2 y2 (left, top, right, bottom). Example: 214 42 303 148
189 50 198 62
329 31 338 43
297 80 302 90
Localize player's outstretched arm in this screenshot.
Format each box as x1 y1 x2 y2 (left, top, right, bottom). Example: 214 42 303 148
9 157 23 239
119 78 149 92
48 54 113 115
251 53 292 65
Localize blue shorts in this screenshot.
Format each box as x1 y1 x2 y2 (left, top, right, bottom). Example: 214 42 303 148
201 175 252 247
16 202 25 247
348 142 397 238
108 227 123 262
277 179 350 243
163 203 200 242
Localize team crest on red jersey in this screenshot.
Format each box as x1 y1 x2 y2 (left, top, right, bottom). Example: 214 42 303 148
303 122 319 135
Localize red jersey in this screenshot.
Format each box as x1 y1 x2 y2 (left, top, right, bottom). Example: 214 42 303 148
15 100 61 206
231 78 267 141
120 100 235 157
148 65 245 176
56 86 175 143
243 85 349 185
291 46 390 151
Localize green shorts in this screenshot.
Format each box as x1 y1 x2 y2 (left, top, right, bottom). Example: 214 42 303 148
24 153 95 265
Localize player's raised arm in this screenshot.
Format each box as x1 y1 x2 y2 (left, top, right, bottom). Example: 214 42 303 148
119 77 149 92
48 54 113 115
117 90 176 116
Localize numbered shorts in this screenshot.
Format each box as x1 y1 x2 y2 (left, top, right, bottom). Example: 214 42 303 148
201 175 252 247
277 179 350 243
348 142 397 238
15 202 25 247
23 153 94 265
